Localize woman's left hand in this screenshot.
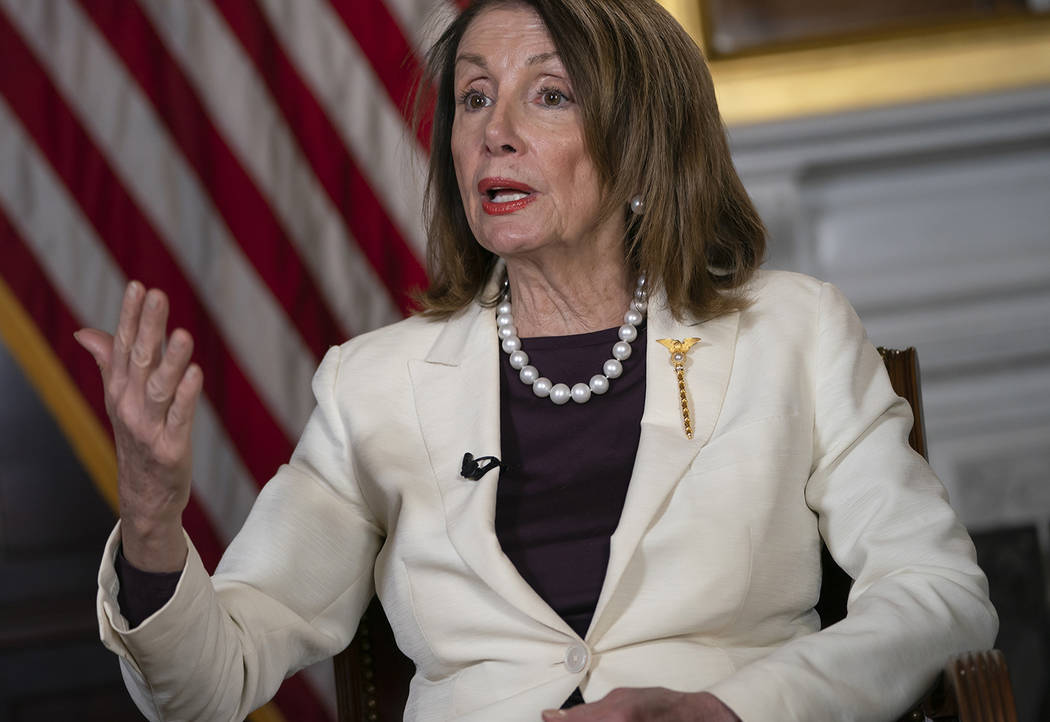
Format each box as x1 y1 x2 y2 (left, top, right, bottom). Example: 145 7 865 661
541 688 740 722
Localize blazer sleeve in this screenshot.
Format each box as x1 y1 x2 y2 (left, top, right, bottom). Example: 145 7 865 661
706 282 998 721
96 345 384 722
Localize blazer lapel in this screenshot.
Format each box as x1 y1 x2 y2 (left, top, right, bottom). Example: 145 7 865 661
408 292 573 636
589 294 740 637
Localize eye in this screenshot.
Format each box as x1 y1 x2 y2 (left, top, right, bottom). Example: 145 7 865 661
458 89 491 111
539 88 568 107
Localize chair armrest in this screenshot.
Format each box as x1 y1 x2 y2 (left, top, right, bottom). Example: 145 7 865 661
897 649 1017 722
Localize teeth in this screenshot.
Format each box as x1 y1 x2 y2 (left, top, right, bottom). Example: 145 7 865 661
492 191 528 203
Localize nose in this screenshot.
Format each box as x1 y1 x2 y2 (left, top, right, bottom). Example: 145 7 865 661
484 101 522 156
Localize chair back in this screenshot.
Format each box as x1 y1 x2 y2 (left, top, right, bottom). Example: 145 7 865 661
878 347 928 460
334 596 412 722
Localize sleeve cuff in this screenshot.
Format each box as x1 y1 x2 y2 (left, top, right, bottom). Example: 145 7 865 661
97 520 211 673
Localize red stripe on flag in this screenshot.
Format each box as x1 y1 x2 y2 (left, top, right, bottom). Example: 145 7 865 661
271 675 335 722
326 0 431 150
0 208 226 570
78 0 348 357
0 11 294 488
214 0 429 315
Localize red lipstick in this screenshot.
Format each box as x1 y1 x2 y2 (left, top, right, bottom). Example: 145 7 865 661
478 177 538 216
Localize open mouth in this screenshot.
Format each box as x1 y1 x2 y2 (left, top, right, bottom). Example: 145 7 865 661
478 177 538 215
487 188 531 203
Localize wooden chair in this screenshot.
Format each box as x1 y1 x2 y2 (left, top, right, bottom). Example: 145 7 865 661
879 349 1016 722
333 347 1017 722
334 595 413 722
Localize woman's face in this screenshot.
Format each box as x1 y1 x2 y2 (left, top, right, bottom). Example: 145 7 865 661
451 4 611 262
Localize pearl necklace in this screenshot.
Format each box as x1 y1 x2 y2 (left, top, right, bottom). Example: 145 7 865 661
496 275 648 405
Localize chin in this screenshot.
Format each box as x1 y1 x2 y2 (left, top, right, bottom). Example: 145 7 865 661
472 220 548 257
478 233 550 259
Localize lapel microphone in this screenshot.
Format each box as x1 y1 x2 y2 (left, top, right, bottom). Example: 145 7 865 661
460 452 502 481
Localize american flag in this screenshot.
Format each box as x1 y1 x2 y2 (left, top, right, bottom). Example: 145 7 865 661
0 0 467 719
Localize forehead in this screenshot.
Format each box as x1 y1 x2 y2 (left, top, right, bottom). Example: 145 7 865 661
457 4 556 64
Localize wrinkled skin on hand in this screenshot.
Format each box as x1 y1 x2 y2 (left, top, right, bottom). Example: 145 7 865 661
76 281 201 572
542 688 740 722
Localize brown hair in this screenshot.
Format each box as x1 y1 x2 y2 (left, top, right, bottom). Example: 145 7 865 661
416 0 765 320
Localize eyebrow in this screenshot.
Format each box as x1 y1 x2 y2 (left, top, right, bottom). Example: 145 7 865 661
526 52 560 67
455 53 489 72
454 51 562 72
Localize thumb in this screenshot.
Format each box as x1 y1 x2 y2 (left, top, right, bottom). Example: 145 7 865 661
74 328 114 371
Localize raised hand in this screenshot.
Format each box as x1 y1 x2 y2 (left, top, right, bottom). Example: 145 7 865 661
75 281 202 572
542 688 740 722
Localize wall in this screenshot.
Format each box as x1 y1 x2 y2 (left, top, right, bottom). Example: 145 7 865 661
732 83 1050 535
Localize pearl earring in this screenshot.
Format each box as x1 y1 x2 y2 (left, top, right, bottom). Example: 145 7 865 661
629 195 645 215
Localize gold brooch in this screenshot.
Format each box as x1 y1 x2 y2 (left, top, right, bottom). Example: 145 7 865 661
657 338 701 439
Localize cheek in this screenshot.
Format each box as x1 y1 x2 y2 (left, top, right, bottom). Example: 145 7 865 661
563 152 602 213
547 129 597 197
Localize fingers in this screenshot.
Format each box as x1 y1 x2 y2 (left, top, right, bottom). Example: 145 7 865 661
111 281 146 389
128 288 170 386
144 328 194 419
73 328 115 371
164 362 202 449
106 283 200 440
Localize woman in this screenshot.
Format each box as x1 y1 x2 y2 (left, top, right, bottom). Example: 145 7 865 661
79 1 997 720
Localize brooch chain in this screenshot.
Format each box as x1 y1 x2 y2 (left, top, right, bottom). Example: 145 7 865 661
656 337 701 439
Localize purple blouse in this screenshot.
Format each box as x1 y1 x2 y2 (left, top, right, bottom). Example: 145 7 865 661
495 324 646 638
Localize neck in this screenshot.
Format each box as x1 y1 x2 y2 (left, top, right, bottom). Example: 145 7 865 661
503 254 632 337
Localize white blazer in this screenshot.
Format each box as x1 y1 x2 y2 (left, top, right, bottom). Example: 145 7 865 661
97 270 997 721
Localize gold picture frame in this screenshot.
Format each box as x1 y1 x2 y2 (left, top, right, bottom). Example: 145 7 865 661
658 0 1050 126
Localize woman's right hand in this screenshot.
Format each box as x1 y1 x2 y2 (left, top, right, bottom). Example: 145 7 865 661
75 281 202 572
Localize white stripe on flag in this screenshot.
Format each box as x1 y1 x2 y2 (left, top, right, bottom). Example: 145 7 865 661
136 0 402 337
257 0 430 258
3 0 318 438
0 96 258 544
384 0 459 55
189 403 260 544
0 96 126 338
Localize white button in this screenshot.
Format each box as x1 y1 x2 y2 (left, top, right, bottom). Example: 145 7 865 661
564 643 589 673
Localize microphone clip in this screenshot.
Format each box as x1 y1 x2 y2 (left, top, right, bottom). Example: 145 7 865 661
461 452 502 481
